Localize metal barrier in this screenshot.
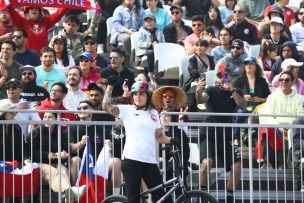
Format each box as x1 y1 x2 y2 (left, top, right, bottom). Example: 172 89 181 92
1 109 304 203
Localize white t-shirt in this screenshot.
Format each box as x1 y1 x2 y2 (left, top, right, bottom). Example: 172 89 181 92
290 22 304 45
117 105 161 164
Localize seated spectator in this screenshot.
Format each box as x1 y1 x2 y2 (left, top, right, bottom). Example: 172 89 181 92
111 0 145 60
228 4 260 45
35 47 66 92
137 14 165 79
257 71 304 169
259 43 278 71
0 8 15 43
201 27 220 54
78 52 101 92
184 15 205 55
26 111 86 201
145 0 171 31
272 58 304 95
12 28 40 67
220 0 237 27
0 101 23 164
74 34 108 70
20 65 50 102
151 86 190 184
163 5 192 45
68 100 122 195
262 17 290 47
232 57 271 145
290 5 304 46
211 27 233 65
52 35 75 76
6 5 68 53
49 13 100 58
204 6 224 38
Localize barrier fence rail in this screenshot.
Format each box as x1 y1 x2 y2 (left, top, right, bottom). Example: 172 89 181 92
0 109 304 203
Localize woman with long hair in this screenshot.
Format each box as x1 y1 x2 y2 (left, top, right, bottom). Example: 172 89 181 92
144 0 171 31
204 6 224 38
52 36 75 75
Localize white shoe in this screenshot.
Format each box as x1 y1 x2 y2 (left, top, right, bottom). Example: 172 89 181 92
97 44 104 54
71 185 87 200
64 187 74 203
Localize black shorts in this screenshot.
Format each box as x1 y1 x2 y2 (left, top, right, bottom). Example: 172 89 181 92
199 126 241 171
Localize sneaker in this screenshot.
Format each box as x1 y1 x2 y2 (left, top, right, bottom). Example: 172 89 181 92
71 185 87 200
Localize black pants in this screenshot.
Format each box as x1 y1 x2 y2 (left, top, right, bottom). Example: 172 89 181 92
121 159 172 203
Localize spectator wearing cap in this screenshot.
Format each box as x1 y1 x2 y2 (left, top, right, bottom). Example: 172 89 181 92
63 66 88 110
228 4 260 45
74 34 108 70
232 56 271 145
49 12 100 58
215 39 248 80
0 39 22 95
145 0 171 31
195 64 245 201
20 65 49 102
0 8 15 43
6 4 68 53
78 51 101 92
51 35 75 76
271 58 304 94
289 5 304 46
137 14 165 79
163 5 192 45
184 15 205 55
100 48 135 97
12 28 41 67
211 27 233 65
35 47 66 92
262 17 290 47
0 78 41 139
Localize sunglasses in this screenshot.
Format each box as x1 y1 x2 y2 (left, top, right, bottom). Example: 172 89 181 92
279 78 291 83
6 86 18 90
79 58 89 62
84 41 96 45
231 46 242 50
162 93 174 98
109 56 121 60
12 35 22 40
234 10 244 14
22 71 33 76
192 23 202 27
171 11 180 15
77 105 89 110
50 89 62 93
299 12 304 15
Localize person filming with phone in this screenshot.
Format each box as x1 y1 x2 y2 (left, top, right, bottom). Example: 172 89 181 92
195 64 246 202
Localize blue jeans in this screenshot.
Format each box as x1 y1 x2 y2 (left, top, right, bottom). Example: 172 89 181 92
146 49 154 74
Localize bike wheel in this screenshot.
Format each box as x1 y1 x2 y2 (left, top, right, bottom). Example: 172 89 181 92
103 195 127 203
175 190 218 203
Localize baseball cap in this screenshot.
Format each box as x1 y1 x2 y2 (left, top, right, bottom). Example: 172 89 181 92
5 79 21 89
144 14 156 21
231 39 244 49
79 51 94 61
83 34 98 43
281 58 303 70
170 5 183 12
270 17 283 25
53 35 66 43
244 56 257 65
19 65 36 73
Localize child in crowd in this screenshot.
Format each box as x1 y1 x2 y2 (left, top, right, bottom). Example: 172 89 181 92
201 26 220 54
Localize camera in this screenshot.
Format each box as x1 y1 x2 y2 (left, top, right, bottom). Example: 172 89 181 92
199 72 206 81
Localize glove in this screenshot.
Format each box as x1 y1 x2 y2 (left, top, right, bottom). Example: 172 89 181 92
107 75 118 86
170 137 180 146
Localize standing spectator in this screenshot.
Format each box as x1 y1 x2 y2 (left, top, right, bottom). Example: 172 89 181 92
20 65 49 102
238 0 270 24
228 4 260 45
12 28 40 67
163 5 192 45
195 66 245 202
290 6 304 46
0 8 14 43
78 52 101 92
145 0 171 31
6 5 68 53
211 27 233 65
63 66 88 110
204 6 224 38
0 39 22 95
100 48 135 97
137 14 165 79
262 17 290 47
52 35 75 76
220 0 237 26
184 15 205 55
35 47 66 92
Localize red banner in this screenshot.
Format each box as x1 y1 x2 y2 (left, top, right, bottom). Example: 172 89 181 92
0 0 100 10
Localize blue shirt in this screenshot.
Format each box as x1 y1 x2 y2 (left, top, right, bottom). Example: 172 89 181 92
145 8 171 31
13 49 40 66
211 46 231 65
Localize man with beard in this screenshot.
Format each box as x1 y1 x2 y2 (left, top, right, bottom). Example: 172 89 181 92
12 28 40 66
0 39 22 96
290 6 304 46
20 65 49 102
0 8 14 43
63 66 88 110
35 46 66 92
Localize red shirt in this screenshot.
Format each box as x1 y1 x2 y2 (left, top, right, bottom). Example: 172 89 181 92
7 5 67 53
0 23 14 37
263 5 295 27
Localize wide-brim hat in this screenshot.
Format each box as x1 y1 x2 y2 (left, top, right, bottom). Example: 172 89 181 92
152 86 187 110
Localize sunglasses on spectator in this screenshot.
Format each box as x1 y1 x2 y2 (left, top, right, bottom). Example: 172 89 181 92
231 46 242 50
109 56 121 60
50 89 62 93
6 86 18 90
84 41 96 45
12 35 22 40
22 71 33 76
171 11 180 15
192 23 202 27
279 78 291 83
77 105 89 110
299 12 304 15
234 10 244 14
162 93 174 98
79 58 89 62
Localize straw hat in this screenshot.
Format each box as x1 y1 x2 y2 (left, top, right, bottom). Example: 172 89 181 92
152 86 187 110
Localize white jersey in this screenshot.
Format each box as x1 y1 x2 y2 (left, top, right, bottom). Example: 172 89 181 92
117 105 161 164
290 22 304 45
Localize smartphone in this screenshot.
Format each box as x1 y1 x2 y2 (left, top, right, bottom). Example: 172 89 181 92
199 72 206 81
223 75 228 83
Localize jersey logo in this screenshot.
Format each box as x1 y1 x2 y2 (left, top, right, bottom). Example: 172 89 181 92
151 115 157 122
